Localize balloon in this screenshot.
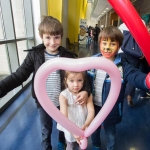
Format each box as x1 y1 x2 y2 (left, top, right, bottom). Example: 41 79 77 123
34 57 121 149
80 138 88 150
108 0 150 65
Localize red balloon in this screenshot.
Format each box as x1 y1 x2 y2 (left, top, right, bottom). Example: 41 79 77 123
108 0 150 65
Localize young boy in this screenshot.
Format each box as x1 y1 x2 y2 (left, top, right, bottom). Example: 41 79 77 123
118 18 145 106
0 16 90 150
88 26 150 150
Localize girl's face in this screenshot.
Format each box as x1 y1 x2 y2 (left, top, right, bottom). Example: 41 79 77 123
65 73 84 95
100 38 120 61
41 33 62 54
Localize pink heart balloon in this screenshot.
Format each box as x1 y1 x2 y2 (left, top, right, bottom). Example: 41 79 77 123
108 0 150 65
34 57 121 149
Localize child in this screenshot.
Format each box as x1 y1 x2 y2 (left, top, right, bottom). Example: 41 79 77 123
57 71 94 150
118 18 145 106
0 16 90 150
88 26 150 150
89 29 95 44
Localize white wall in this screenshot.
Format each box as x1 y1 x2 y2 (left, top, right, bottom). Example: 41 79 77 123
31 0 48 45
86 3 98 28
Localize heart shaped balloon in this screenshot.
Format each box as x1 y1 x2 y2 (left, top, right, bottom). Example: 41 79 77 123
108 0 150 65
34 57 121 149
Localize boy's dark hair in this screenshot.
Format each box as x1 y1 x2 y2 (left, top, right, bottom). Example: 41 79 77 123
38 16 63 38
99 26 123 47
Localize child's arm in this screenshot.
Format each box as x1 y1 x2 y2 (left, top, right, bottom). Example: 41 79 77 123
75 91 88 105
75 73 91 105
122 61 149 90
82 94 95 130
59 94 68 117
0 52 34 98
74 94 94 145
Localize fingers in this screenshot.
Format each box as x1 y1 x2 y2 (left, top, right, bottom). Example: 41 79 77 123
78 101 84 105
75 97 85 105
74 135 84 145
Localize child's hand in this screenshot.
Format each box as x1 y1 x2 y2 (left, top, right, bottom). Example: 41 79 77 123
146 73 150 89
81 124 88 131
75 91 88 105
73 135 83 145
74 125 89 145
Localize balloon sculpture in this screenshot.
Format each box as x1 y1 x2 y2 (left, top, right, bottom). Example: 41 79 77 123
34 57 121 149
108 0 150 65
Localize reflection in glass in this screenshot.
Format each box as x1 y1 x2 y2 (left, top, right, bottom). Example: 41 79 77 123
17 40 27 65
0 45 10 81
11 0 26 38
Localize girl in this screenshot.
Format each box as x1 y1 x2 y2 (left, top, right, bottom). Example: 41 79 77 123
57 71 94 150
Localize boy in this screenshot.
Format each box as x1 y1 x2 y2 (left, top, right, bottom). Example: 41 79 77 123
88 26 150 150
118 18 145 106
0 16 90 150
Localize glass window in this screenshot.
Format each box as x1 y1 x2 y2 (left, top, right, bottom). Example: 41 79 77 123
11 0 26 38
0 6 4 40
0 0 34 108
0 44 10 81
17 40 27 65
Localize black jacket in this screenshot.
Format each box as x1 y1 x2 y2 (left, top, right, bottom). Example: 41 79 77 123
0 44 88 105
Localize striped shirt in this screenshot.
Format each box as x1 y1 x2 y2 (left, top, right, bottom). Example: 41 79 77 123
44 51 61 107
94 69 106 106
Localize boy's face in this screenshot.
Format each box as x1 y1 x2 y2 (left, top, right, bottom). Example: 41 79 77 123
41 33 62 54
100 38 120 60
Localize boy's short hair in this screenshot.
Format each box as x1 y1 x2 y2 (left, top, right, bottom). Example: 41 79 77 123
99 26 123 47
38 16 63 38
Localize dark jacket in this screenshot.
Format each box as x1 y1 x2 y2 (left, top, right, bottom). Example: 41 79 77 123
0 44 82 105
88 53 148 125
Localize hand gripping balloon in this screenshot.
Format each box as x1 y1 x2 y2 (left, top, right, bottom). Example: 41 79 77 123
108 0 150 65
34 57 121 149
